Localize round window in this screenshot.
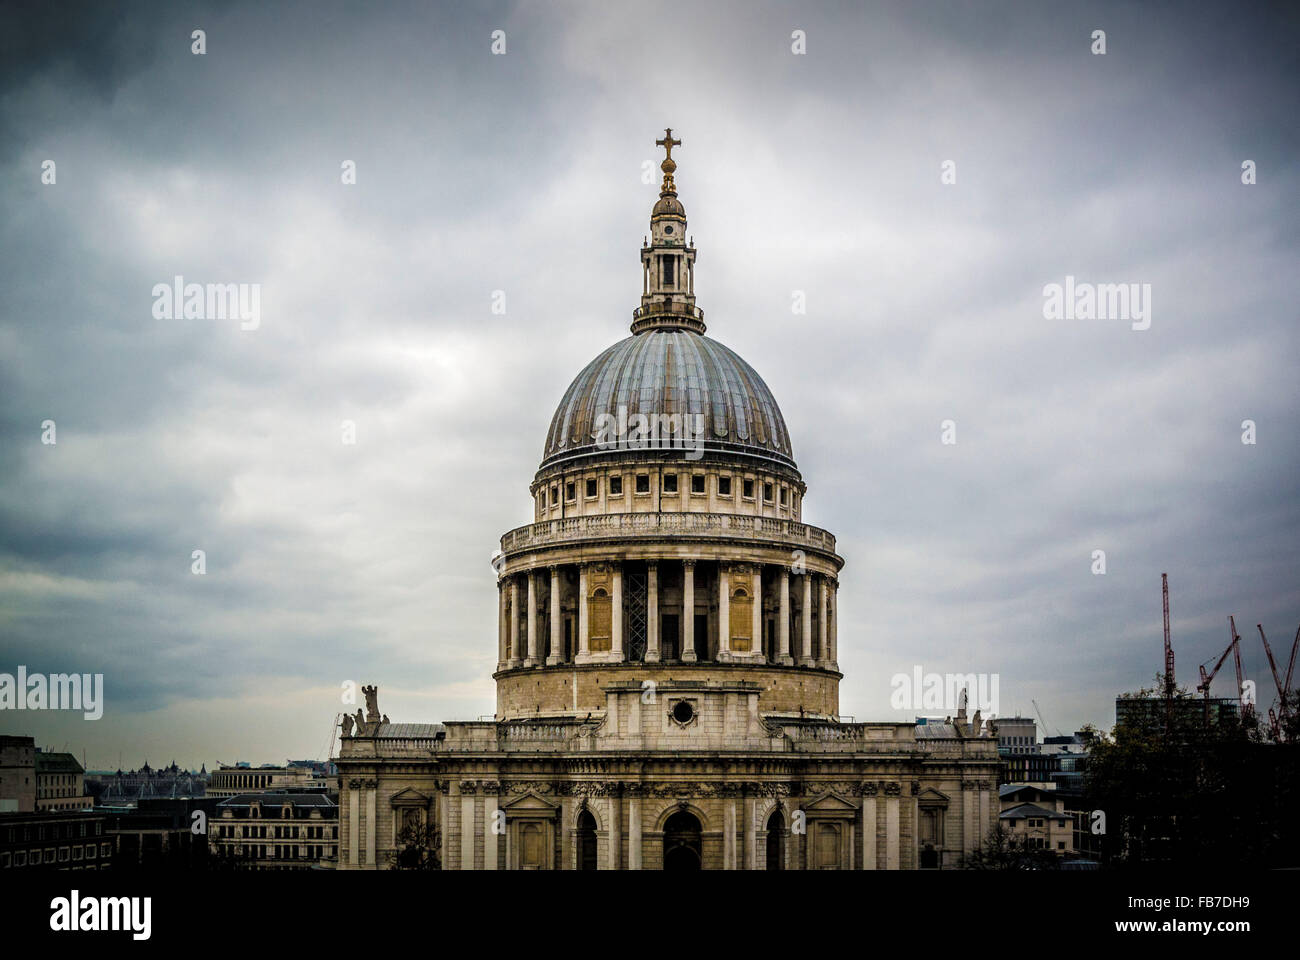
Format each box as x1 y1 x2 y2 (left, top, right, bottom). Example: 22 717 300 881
672 701 695 724
664 225 674 234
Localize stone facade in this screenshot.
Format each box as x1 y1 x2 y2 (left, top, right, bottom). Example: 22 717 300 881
334 130 1000 869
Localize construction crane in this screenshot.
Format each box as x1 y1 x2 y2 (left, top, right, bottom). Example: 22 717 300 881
1162 573 1176 733
1197 616 1246 726
1257 623 1300 742
1031 699 1062 738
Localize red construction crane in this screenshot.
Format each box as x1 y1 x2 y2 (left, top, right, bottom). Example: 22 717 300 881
1162 574 1176 732
1257 623 1300 741
1197 616 1246 725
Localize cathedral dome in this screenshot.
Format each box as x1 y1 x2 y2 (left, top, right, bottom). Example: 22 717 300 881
541 328 795 470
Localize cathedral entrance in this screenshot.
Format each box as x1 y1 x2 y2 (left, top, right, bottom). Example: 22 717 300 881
576 810 598 870
662 811 702 871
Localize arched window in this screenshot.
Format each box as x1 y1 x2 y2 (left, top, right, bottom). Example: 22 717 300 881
662 811 702 871
576 810 597 871
590 587 612 651
765 809 784 870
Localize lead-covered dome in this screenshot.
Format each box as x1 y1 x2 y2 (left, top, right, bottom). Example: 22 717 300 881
542 329 795 470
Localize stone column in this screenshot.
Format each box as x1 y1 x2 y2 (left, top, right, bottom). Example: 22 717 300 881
526 572 539 667
861 796 877 870
508 578 521 668
885 796 900 870
607 794 621 869
577 564 590 662
441 783 453 868
498 580 509 668
963 783 976 854
681 561 697 661
628 796 642 869
744 797 757 868
547 566 563 665
778 570 792 665
752 565 763 660
611 563 624 661
817 576 829 668
347 782 359 867
483 791 499 870
365 781 377 870
799 574 814 666
724 800 737 869
829 579 839 668
717 563 730 659
645 561 660 662
461 785 476 870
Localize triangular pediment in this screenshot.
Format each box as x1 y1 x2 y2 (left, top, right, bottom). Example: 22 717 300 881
805 791 857 812
389 787 430 807
501 791 559 812
918 788 950 805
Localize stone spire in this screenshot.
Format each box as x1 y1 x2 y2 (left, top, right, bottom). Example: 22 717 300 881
632 128 706 335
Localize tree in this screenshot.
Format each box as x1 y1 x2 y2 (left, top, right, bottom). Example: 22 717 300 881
1087 675 1298 868
961 825 1059 871
390 820 441 870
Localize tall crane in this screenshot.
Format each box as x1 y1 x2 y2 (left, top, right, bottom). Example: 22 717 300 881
1162 573 1176 733
1257 623 1300 741
1032 699 1062 738
1197 616 1246 726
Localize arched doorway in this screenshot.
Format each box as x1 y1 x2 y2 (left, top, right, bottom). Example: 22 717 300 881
576 810 598 870
765 809 784 870
662 810 702 871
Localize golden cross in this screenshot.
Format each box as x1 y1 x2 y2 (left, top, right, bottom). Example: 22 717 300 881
656 128 681 160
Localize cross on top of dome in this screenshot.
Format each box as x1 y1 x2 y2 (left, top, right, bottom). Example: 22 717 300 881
656 127 682 195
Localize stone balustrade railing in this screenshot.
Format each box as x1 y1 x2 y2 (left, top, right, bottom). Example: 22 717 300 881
500 512 837 555
338 719 993 757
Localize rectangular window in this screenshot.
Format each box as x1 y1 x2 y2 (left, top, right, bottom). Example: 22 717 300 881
550 486 558 506
609 476 622 495
718 476 731 496
780 486 787 505
763 482 774 502
691 474 705 494
663 256 675 286
565 482 576 502
663 473 678 494
585 478 597 498
635 474 649 494
743 479 754 499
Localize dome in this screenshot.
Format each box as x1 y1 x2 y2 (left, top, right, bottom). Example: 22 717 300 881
653 194 684 217
542 329 795 470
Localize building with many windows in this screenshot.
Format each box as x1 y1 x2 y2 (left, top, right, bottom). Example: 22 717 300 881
35 750 92 812
333 131 1001 870
0 811 113 872
208 792 338 869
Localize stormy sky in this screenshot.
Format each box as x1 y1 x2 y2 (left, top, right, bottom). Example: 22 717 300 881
1 0 1296 769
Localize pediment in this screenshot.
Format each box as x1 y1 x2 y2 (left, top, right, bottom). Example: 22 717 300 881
917 788 950 806
389 787 431 807
805 791 858 814
502 791 559 813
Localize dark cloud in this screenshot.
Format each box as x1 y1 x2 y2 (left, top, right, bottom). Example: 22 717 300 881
1 0 1296 767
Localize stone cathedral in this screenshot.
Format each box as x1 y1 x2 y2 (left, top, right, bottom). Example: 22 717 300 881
335 131 1000 870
